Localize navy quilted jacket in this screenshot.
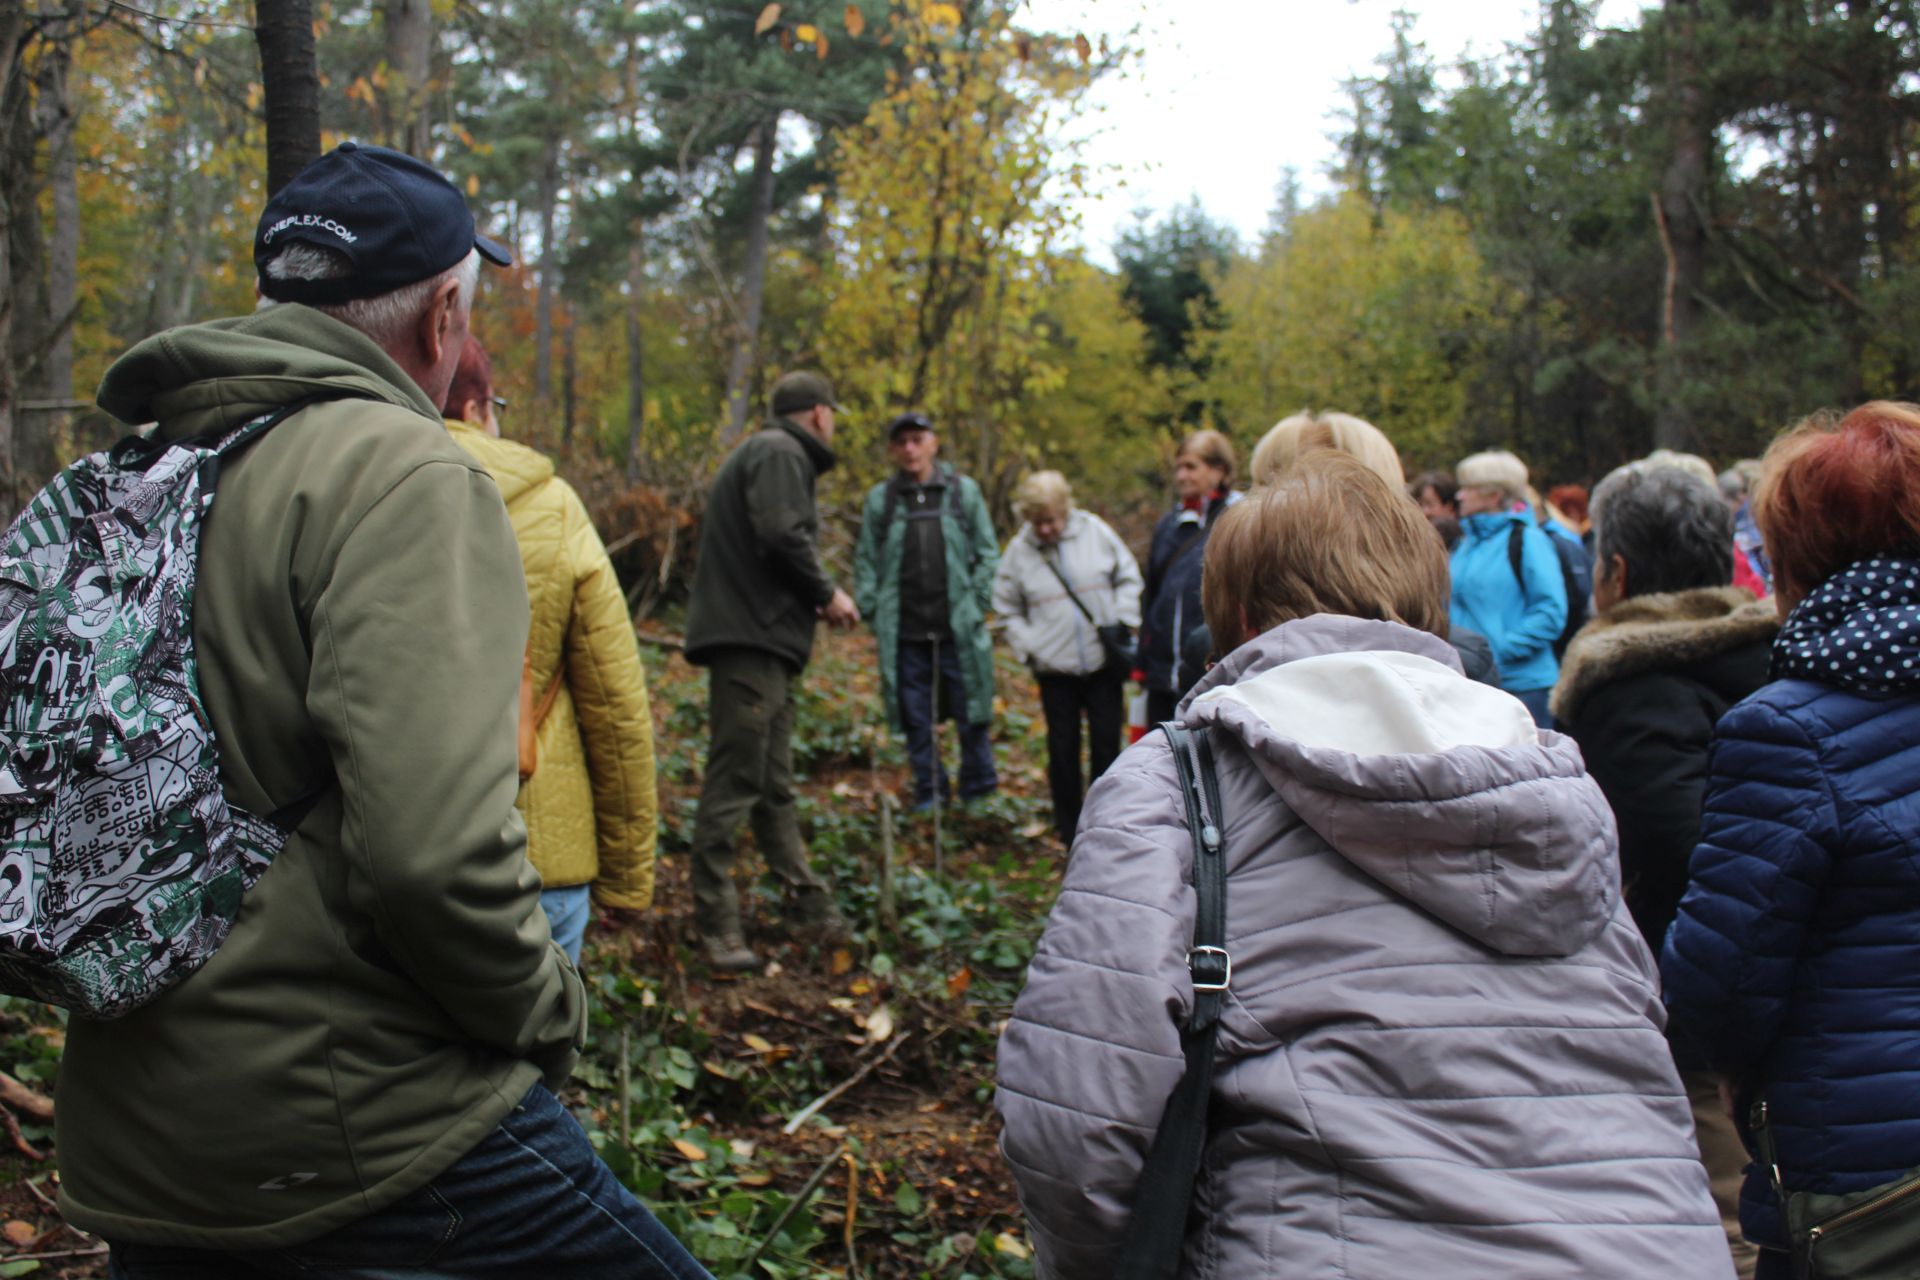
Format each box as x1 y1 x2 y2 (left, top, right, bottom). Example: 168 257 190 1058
1661 556 1920 1250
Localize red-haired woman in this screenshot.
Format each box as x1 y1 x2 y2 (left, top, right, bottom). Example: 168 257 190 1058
1663 401 1920 1278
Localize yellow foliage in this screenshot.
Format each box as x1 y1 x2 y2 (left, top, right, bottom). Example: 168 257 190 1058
1199 194 1513 468
817 0 1103 503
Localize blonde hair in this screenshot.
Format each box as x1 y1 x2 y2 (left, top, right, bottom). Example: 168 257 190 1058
1177 428 1237 485
1455 450 1530 505
1251 410 1404 489
1203 451 1450 651
1012 470 1073 522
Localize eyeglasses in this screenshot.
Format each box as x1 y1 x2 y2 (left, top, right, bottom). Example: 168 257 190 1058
491 395 509 417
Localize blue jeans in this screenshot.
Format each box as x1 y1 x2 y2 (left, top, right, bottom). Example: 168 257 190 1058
107 1083 713 1280
541 884 592 964
896 638 996 807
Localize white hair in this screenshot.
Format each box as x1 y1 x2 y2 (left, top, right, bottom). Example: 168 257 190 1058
1455 449 1530 504
259 243 479 349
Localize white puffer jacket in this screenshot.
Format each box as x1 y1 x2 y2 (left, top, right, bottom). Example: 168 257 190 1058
992 510 1144 676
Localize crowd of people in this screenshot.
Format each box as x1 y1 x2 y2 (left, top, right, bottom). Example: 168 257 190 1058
11 141 1918 1278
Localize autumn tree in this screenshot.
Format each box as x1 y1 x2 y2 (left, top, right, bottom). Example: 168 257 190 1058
818 0 1105 503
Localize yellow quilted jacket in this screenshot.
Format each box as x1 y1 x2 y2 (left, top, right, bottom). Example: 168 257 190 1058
446 419 657 908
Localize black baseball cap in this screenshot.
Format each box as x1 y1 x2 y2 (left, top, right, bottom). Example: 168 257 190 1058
770 370 841 416
255 141 512 304
887 411 936 441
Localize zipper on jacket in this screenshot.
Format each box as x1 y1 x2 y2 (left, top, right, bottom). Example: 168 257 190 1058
1806 1169 1920 1248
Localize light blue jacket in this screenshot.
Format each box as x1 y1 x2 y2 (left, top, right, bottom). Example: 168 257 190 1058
1449 510 1567 692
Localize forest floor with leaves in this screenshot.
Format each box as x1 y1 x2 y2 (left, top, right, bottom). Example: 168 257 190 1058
0 627 1071 1279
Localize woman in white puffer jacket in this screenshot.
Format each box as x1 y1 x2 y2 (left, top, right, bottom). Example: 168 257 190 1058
992 471 1144 840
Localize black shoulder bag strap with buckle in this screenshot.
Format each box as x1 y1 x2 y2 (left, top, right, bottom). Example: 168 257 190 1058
1116 721 1230 1280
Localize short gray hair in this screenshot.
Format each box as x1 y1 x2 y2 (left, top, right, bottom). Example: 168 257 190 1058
1455 449 1529 504
1591 462 1734 596
1012 470 1073 521
1718 467 1747 501
259 243 480 349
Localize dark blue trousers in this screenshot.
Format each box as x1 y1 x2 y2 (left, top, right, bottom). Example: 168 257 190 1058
896 638 996 808
107 1083 713 1280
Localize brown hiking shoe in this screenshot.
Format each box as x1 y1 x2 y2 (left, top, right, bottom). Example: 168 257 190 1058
787 887 849 940
701 932 761 974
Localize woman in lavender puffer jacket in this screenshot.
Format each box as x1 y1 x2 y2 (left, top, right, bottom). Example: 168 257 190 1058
995 453 1732 1280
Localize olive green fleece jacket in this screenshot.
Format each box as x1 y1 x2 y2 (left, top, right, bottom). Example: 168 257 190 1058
55 305 586 1249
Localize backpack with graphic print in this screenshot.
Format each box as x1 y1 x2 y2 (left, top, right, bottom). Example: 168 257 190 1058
0 402 323 1017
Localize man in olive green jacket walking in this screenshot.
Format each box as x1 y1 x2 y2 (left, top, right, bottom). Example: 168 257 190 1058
685 371 858 972
64 145 709 1280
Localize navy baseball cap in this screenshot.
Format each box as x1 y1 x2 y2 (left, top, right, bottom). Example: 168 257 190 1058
254 141 512 304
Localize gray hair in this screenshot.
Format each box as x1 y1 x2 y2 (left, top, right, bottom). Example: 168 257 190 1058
1718 467 1747 501
1455 449 1529 504
1590 462 1734 596
259 243 480 350
1012 469 1073 521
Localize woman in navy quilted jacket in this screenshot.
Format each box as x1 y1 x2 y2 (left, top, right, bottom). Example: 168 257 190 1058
1662 401 1920 1278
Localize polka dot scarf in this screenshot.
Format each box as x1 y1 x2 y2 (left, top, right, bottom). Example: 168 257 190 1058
1773 555 1920 694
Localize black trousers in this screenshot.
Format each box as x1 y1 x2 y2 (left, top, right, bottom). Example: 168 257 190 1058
1037 667 1125 841
1146 687 1179 728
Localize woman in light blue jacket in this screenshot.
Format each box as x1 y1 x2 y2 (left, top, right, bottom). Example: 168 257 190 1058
1449 449 1567 725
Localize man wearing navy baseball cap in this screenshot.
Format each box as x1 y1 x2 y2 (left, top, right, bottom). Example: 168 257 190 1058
69 146 713 1279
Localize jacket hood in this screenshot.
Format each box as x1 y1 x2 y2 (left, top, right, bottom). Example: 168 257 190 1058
443 418 554 505
768 417 837 475
1552 586 1779 722
1773 555 1920 694
97 303 441 438
1182 615 1619 957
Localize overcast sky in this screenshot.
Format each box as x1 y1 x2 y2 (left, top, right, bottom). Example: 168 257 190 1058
1023 0 1648 259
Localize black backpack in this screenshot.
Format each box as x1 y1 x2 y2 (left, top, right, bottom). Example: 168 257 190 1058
1507 521 1590 657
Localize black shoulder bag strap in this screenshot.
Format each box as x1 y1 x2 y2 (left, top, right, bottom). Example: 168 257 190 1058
1116 722 1230 1280
1040 546 1100 628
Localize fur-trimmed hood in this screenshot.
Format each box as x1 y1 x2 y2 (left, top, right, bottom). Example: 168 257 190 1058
1552 586 1778 723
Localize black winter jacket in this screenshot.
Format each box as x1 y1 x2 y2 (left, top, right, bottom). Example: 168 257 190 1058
1551 586 1776 949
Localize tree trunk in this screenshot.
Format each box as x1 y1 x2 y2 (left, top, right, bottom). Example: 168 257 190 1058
36 11 76 411
3 10 51 502
0 5 28 524
625 228 645 481
561 307 576 449
721 112 779 443
255 0 322 196
382 0 433 157
534 142 558 405
1652 0 1709 452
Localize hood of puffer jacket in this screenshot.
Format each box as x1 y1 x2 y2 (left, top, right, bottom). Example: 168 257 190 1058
96 303 441 438
443 418 555 506
1181 614 1619 957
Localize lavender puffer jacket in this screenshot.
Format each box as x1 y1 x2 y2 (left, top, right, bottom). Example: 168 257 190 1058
995 616 1732 1280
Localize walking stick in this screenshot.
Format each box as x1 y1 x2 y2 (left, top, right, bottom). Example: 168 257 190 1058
929 634 944 877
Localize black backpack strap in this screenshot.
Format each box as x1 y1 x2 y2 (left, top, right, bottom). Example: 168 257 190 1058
1508 519 1526 589
1117 722 1229 1280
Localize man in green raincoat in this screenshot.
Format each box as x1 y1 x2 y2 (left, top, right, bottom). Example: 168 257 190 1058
853 413 1000 809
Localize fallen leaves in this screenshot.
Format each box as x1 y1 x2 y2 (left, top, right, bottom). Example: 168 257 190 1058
1 1221 31 1247
671 1136 707 1162
753 3 781 36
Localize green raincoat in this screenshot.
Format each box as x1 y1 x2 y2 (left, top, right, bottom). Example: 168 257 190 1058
853 464 999 729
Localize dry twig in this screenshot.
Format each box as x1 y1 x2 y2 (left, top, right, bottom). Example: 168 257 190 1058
782 1032 912 1135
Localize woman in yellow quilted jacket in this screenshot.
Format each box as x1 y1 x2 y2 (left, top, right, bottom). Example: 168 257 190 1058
443 339 657 962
